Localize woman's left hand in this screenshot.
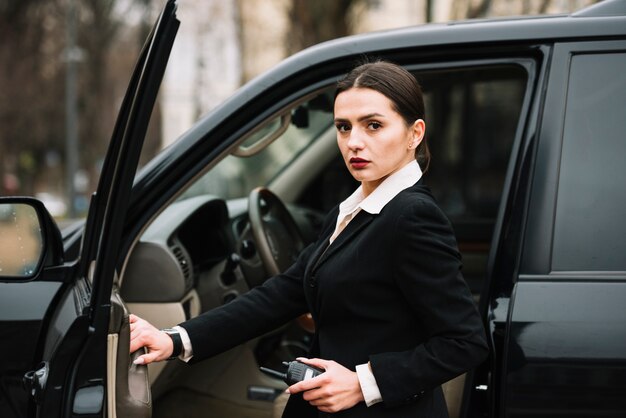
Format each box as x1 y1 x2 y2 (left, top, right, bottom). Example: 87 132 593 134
286 357 365 413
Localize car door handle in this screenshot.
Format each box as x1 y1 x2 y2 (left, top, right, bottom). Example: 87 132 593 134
23 361 48 404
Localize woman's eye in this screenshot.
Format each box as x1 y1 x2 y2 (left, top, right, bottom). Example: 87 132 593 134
336 123 351 133
368 122 382 130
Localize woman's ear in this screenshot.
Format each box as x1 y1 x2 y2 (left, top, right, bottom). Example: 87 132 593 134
408 119 426 149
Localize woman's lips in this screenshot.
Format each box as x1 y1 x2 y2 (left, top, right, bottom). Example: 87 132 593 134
350 157 369 169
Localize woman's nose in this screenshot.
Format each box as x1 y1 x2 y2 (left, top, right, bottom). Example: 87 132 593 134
347 130 365 150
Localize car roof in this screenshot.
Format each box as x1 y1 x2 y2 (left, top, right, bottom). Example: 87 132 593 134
292 5 626 63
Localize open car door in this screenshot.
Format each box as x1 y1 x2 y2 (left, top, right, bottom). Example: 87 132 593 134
0 1 178 417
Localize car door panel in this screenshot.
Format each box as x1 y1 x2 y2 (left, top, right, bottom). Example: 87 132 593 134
108 289 151 418
503 281 626 417
0 283 52 418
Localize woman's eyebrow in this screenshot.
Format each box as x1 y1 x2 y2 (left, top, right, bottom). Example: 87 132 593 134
334 113 385 124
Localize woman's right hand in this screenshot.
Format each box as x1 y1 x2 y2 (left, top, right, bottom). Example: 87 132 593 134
129 314 173 364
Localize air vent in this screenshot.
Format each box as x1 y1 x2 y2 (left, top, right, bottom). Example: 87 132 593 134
171 244 192 287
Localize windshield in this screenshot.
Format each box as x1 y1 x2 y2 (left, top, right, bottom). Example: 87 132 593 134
179 91 334 200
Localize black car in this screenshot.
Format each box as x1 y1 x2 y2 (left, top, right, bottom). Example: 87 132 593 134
1 0 625 417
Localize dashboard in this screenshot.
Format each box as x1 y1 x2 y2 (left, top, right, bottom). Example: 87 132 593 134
119 194 323 319
121 196 241 307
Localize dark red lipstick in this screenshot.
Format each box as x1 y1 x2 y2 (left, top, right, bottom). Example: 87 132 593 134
350 157 369 169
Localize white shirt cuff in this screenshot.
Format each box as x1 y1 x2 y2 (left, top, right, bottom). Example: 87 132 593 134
355 363 383 407
173 325 193 362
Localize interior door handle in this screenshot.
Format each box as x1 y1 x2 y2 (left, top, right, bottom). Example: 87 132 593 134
23 361 48 404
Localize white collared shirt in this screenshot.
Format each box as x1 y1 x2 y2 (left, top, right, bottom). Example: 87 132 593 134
330 160 423 243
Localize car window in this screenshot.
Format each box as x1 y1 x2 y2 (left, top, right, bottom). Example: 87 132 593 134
419 65 528 240
178 91 334 201
552 52 626 272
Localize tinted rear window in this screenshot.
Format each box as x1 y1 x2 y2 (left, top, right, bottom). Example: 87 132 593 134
552 52 626 271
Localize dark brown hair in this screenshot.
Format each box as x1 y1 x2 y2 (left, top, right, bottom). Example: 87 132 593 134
335 60 430 172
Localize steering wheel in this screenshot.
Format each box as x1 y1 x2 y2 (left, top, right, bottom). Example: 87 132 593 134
248 187 305 276
248 187 315 334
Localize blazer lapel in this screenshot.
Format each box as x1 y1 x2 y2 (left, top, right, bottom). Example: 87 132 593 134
312 210 375 273
304 236 330 278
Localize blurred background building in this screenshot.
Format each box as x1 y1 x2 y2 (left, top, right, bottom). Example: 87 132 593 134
0 0 597 219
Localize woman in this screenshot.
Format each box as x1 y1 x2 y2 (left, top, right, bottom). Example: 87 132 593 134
130 61 488 417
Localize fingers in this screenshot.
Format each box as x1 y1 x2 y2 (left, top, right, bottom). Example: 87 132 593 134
287 372 327 394
127 315 174 363
297 357 330 370
133 354 147 365
129 332 145 353
129 318 150 353
287 358 332 394
133 352 157 365
133 350 160 365
130 329 172 362
129 315 154 333
301 386 327 402
287 358 364 413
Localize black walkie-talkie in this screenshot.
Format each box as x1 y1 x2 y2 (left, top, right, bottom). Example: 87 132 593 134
260 360 324 385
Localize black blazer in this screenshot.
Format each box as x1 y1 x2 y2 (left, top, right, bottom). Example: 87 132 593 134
181 180 488 418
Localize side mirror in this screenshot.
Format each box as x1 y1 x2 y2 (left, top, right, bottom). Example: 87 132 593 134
0 197 64 280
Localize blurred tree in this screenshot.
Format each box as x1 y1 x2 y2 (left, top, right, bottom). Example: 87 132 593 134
77 0 162 178
0 0 156 213
455 0 600 19
0 0 65 196
286 0 364 53
76 0 121 194
467 0 492 18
